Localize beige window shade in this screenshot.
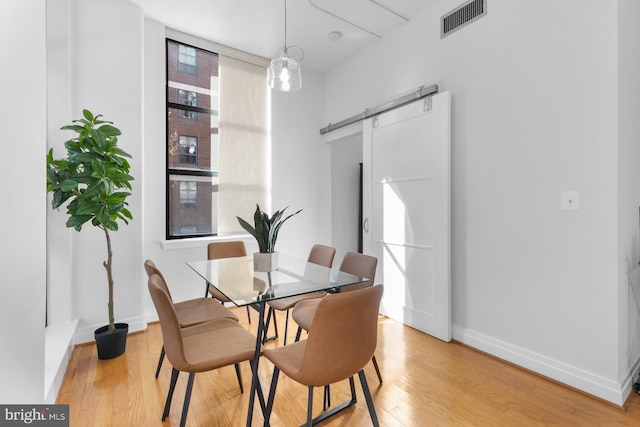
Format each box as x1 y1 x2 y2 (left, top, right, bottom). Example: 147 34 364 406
218 55 270 234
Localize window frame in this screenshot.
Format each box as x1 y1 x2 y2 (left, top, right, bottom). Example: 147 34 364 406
166 39 219 240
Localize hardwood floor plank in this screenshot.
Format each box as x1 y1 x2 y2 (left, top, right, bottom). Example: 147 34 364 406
57 307 640 426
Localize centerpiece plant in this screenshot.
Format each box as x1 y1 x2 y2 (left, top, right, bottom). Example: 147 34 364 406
237 204 301 271
46 109 133 358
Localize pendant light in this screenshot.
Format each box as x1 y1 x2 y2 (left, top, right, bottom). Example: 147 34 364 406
268 0 302 92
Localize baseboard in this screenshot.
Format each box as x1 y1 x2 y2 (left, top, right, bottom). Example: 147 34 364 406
45 319 79 403
452 325 634 406
73 315 146 345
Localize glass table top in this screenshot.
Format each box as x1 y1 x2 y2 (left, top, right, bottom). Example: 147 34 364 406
187 254 368 307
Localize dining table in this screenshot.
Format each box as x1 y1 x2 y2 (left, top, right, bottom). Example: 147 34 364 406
186 253 370 426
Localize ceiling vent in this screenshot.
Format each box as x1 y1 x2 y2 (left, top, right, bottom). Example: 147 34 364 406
441 0 486 38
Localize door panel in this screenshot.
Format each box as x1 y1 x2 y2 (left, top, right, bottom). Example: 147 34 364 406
363 91 451 342
372 180 435 247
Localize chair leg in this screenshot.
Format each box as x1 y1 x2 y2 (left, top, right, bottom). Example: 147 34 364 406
163 368 180 420
306 386 314 426
323 385 331 410
234 363 244 394
348 376 357 404
180 372 196 427
283 309 290 345
264 367 280 427
358 370 380 427
371 355 383 384
295 325 302 342
155 345 165 379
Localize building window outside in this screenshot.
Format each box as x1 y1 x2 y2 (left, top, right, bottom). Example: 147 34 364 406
178 89 198 119
178 44 197 75
179 135 198 164
179 181 198 210
167 39 219 238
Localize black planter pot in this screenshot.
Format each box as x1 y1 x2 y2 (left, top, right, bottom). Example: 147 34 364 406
94 323 129 360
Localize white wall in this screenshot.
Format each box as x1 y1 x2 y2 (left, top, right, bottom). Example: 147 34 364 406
271 69 332 258
0 0 47 403
324 0 632 404
616 0 640 392
46 0 146 343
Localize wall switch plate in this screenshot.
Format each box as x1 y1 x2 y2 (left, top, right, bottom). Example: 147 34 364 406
561 191 580 211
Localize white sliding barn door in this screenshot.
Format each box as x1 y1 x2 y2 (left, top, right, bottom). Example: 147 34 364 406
362 91 451 342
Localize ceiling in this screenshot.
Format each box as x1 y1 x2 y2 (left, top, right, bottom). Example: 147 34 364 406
128 0 437 73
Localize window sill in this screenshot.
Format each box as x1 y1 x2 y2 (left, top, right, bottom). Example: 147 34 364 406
161 234 252 250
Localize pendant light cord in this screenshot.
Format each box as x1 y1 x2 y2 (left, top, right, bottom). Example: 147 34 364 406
283 0 288 55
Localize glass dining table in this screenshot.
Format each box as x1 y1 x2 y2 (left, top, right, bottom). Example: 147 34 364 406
186 253 369 426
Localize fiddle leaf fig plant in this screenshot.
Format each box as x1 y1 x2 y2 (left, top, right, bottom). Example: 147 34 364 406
237 204 302 253
46 109 134 334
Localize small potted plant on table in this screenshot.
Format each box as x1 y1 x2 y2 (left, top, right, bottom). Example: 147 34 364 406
237 204 301 272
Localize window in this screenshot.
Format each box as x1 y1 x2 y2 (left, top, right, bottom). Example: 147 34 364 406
178 89 197 119
167 40 218 238
179 181 198 210
178 135 198 164
166 36 269 240
177 44 197 75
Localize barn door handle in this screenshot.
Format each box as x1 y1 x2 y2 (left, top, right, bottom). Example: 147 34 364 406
363 218 369 232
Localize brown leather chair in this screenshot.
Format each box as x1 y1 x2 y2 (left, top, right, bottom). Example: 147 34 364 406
148 274 259 427
292 251 383 387
206 241 252 323
262 284 384 426
144 260 241 389
264 244 336 344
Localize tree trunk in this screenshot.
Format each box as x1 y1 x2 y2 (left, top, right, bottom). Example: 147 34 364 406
103 227 115 333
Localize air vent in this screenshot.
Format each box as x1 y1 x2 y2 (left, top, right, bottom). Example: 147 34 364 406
441 0 487 38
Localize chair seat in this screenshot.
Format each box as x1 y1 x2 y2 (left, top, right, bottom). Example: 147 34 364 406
267 291 326 311
291 297 322 332
208 283 231 302
175 297 239 327
179 318 257 373
262 341 308 381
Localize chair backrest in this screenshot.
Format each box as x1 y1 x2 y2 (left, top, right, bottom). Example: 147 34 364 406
298 284 383 386
207 241 248 301
144 259 173 302
148 274 188 370
307 244 336 268
339 252 378 292
207 241 247 260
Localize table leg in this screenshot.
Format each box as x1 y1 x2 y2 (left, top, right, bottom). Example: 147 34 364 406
246 301 266 427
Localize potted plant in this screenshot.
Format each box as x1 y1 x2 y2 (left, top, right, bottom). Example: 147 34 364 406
237 204 301 272
46 109 134 360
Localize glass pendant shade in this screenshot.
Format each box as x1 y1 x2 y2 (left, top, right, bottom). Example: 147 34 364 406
268 51 302 92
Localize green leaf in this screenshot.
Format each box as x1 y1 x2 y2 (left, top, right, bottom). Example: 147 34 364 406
98 124 121 137
61 125 86 133
66 215 91 231
61 179 78 191
82 109 94 122
120 208 133 220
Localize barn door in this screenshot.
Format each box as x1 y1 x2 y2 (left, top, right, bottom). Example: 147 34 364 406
362 91 451 341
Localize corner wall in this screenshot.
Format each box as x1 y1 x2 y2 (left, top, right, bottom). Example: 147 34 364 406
0 0 47 403
47 0 146 344
617 0 640 396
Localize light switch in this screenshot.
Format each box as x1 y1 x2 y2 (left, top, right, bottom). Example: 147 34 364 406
561 191 579 211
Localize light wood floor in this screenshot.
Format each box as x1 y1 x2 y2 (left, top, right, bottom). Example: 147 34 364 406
57 307 640 426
